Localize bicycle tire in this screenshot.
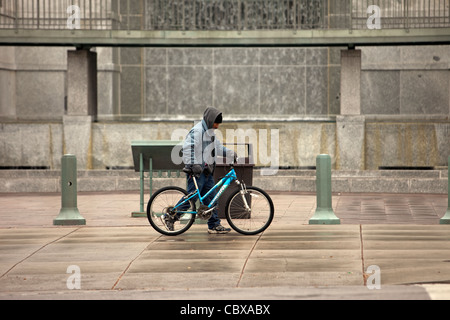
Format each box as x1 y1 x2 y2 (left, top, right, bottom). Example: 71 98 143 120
147 186 196 236
225 186 274 235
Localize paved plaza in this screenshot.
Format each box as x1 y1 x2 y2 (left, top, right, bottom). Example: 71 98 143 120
0 191 449 300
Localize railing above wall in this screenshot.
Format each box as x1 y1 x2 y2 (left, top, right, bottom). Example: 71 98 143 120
1 1 450 47
1 0 449 31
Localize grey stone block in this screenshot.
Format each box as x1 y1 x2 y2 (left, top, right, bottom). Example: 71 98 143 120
401 45 450 70
167 66 212 115
400 71 449 114
63 116 93 170
361 71 400 114
351 178 409 193
260 66 305 114
120 48 142 66
260 48 305 65
409 178 448 194
213 66 259 114
306 66 328 115
0 70 16 118
168 48 212 66
365 123 441 170
361 46 401 70
306 48 328 66
328 66 341 115
435 123 450 167
16 71 65 119
336 116 365 170
145 48 166 66
120 66 142 115
0 178 58 193
145 67 167 114
98 70 119 116
214 48 260 66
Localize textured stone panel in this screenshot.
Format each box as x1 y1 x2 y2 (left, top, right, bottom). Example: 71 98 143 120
214 48 260 66
400 71 449 114
145 67 167 114
260 48 305 65
145 48 166 66
213 66 259 114
306 66 328 114
167 66 212 115
168 48 212 65
328 66 341 115
15 71 65 119
120 66 142 115
260 66 305 114
361 71 400 114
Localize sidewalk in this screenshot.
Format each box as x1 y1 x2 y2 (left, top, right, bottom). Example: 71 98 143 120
0 191 449 300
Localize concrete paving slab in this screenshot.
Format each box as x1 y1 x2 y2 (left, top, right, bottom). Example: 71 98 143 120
361 225 450 285
0 285 432 300
238 272 363 287
115 273 242 290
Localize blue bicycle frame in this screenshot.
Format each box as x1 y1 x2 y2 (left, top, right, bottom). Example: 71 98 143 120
173 167 238 214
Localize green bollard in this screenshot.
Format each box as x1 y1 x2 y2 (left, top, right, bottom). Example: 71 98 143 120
53 155 86 225
439 156 450 224
309 154 340 225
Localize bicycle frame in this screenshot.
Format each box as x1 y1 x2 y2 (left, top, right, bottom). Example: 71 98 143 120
173 167 238 214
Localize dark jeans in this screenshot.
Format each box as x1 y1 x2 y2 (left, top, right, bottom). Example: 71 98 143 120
179 173 221 229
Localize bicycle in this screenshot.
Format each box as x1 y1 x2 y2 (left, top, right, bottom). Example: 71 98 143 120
146 164 274 236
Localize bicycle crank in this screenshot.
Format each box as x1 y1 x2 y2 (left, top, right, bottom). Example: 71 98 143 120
197 204 214 220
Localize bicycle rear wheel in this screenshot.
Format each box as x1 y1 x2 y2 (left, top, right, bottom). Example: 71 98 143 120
225 186 274 235
147 186 196 236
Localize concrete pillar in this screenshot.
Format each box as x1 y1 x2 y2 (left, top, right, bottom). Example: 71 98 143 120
340 49 361 116
337 49 365 170
336 115 366 170
67 49 98 117
63 49 97 169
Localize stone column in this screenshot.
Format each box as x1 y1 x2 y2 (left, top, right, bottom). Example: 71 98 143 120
340 49 361 115
336 49 365 170
63 49 97 169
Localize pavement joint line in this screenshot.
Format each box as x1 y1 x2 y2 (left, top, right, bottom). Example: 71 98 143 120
236 232 263 288
111 234 163 290
0 227 81 280
359 224 367 286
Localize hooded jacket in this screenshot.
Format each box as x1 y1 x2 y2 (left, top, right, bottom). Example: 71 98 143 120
182 107 234 168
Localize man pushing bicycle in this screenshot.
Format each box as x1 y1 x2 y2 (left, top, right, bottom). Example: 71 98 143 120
175 107 237 234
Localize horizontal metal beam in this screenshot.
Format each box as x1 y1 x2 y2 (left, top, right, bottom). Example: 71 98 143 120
1 28 450 47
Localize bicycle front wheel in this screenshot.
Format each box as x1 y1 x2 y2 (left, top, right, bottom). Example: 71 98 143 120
147 186 195 236
225 186 274 235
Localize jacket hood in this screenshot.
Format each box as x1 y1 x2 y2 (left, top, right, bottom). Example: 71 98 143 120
203 107 222 129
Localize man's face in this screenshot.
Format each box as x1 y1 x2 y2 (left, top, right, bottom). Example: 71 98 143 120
213 123 220 129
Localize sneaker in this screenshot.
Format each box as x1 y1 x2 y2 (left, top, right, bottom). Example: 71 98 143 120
161 214 177 231
208 225 231 234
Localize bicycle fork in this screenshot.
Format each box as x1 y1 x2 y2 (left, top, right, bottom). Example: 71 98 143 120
235 180 251 213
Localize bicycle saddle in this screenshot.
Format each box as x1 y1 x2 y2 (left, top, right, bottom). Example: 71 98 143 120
182 167 193 174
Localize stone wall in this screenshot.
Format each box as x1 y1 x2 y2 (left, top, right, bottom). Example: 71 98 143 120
121 46 341 118
0 45 449 172
0 120 449 171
